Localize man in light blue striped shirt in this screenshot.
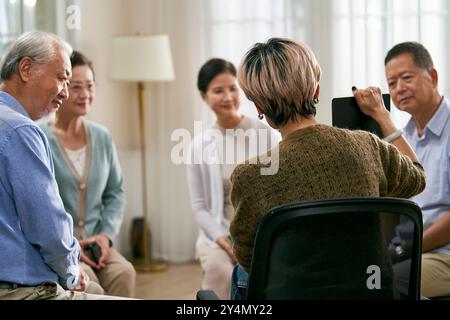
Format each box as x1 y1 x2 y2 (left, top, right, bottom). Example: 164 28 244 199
354 42 450 298
0 31 90 299
384 42 450 298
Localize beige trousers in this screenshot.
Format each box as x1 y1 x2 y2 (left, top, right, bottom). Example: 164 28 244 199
82 247 136 298
0 282 132 300
421 252 450 298
196 242 234 300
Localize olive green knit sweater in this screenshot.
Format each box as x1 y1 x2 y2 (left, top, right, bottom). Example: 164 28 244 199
230 124 426 272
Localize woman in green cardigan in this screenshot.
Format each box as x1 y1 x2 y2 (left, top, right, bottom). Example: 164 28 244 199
40 51 136 297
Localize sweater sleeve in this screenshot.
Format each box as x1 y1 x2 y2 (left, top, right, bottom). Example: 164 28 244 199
371 134 426 198
229 163 260 273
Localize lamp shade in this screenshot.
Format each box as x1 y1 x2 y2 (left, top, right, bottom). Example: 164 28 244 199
109 34 175 82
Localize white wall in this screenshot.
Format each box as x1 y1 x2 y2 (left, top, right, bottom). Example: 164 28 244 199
70 0 139 258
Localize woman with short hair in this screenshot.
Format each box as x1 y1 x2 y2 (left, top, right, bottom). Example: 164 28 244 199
229 38 426 299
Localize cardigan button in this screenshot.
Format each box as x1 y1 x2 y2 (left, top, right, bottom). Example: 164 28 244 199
78 220 85 227
79 183 86 191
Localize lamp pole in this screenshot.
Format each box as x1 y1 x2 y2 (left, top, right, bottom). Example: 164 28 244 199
135 81 166 272
109 34 175 272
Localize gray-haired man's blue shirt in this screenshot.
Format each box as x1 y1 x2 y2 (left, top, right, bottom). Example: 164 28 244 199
0 91 80 288
404 97 450 255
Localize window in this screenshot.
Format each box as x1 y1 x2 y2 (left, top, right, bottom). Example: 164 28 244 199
206 0 307 118
333 0 449 127
207 0 449 128
0 0 59 57
207 0 307 63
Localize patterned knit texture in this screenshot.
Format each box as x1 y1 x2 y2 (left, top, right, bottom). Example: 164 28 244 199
230 124 426 272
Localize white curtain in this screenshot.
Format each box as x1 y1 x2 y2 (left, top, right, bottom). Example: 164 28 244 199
204 0 336 124
207 0 449 127
332 0 450 127
206 0 309 118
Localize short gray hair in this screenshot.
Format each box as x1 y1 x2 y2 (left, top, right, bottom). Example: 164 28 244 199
238 38 321 127
0 31 72 81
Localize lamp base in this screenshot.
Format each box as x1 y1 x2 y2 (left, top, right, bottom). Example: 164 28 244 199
133 257 167 273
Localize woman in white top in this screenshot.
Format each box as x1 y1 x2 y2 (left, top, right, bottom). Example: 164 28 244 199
187 58 279 299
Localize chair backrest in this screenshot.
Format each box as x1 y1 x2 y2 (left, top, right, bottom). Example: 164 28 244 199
246 197 423 300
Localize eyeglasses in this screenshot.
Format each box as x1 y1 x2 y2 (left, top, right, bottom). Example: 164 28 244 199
69 83 95 94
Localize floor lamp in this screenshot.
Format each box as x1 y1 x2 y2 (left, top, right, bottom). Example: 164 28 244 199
109 34 175 272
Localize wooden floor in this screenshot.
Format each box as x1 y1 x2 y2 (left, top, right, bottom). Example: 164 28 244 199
135 262 202 300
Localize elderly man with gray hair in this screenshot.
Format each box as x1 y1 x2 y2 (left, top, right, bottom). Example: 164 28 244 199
0 31 122 300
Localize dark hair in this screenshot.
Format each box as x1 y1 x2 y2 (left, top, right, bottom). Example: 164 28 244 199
70 50 95 80
385 42 434 70
197 58 236 93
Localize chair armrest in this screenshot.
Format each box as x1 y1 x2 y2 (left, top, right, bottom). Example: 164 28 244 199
196 290 221 300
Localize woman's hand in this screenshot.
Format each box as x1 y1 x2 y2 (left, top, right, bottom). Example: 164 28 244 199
95 233 111 268
79 233 111 270
216 236 237 264
79 238 98 269
352 86 390 123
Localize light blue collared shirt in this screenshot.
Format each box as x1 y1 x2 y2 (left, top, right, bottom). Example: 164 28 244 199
404 97 450 255
0 91 80 287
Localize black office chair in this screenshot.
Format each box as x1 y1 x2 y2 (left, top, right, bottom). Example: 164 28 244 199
197 197 423 300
